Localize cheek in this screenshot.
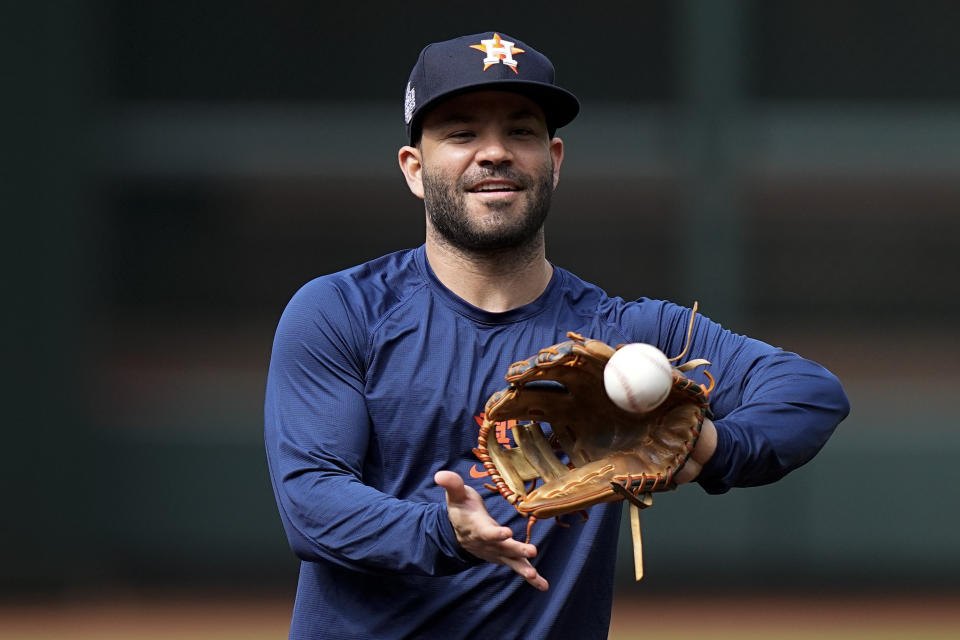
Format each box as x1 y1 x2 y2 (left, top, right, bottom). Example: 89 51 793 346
423 145 472 170
424 168 460 193
424 161 467 189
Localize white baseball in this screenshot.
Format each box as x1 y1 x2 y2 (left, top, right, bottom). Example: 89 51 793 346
603 343 673 413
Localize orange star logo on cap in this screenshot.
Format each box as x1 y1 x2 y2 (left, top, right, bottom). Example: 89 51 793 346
469 33 525 74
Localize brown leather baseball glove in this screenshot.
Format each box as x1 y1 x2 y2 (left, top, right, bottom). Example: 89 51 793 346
474 309 713 579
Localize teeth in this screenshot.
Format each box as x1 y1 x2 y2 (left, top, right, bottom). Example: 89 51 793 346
473 185 516 192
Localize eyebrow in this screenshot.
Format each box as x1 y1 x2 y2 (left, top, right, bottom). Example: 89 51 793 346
430 109 543 128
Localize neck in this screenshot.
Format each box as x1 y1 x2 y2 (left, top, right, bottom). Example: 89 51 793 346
424 229 553 313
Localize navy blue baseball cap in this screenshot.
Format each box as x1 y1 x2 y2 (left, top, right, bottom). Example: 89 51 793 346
403 31 580 144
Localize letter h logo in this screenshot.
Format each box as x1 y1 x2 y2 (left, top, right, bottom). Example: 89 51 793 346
469 33 525 74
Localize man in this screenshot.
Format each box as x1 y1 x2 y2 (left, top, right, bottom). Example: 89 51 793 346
264 31 849 640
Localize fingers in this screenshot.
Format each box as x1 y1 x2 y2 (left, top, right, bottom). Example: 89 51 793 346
436 468 549 590
676 418 718 485
674 458 701 485
692 418 718 466
477 530 546 588
434 470 468 503
489 532 535 558
462 525 547 589
503 556 549 591
472 524 538 562
458 515 523 555
477 523 515 543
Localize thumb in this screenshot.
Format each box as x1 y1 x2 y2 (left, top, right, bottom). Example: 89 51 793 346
434 470 468 504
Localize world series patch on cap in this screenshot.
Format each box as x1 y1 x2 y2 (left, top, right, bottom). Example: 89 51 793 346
403 31 580 144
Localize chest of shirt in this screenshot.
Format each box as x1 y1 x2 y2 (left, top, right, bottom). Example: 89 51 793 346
359 304 610 499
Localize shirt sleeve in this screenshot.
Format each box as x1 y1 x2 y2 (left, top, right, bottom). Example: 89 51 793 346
263 280 480 575
653 301 850 494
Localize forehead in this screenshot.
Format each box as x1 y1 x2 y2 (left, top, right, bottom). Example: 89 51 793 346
421 90 547 128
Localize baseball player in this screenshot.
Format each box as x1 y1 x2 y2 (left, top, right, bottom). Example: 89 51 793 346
264 31 849 640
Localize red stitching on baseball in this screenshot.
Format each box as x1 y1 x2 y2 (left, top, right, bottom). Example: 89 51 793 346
612 362 644 412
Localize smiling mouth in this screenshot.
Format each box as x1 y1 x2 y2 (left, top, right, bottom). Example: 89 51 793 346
467 182 523 193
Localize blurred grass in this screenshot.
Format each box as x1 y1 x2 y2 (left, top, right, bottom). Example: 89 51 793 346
608 594 960 640
0 594 290 640
610 632 960 640
4 634 285 640
2 593 958 639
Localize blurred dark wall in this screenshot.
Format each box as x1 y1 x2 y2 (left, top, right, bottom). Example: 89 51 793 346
4 0 959 596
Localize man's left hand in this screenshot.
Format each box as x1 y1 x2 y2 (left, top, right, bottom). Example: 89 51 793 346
673 417 717 485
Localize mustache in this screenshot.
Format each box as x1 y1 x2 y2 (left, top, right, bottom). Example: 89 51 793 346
458 167 531 189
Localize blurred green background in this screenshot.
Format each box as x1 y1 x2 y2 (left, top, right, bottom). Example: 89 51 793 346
4 0 959 610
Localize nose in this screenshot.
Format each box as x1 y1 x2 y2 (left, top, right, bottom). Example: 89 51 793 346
474 135 513 166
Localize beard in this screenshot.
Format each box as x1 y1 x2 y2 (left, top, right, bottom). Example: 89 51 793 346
422 161 553 253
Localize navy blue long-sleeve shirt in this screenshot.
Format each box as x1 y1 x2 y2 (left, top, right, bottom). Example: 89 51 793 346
264 245 849 639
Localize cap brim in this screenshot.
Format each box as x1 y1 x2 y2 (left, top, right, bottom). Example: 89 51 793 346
408 80 580 144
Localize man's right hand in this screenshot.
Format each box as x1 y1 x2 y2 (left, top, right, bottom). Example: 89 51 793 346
434 470 549 591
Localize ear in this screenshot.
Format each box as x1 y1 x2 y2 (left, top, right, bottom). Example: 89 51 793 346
398 145 425 199
549 137 564 189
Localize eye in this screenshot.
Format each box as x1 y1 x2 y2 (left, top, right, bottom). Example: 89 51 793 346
447 130 475 140
510 128 535 136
